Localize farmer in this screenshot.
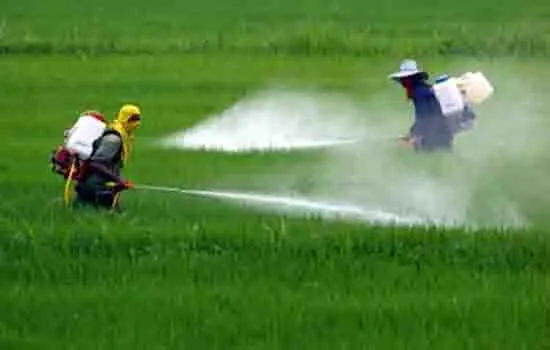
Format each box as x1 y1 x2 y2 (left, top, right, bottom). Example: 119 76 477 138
74 104 141 209
389 59 454 152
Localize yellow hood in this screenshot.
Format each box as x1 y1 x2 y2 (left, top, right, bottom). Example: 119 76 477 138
109 104 141 164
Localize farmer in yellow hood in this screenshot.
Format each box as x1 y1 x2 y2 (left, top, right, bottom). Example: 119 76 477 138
74 104 142 209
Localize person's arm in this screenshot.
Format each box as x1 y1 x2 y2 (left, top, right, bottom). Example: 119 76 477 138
87 134 125 184
454 104 476 132
87 162 121 183
462 104 477 121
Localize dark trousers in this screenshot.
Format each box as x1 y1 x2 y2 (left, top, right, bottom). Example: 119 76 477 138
411 118 454 152
75 184 117 209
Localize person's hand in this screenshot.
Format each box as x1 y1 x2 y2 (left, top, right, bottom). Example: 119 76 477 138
107 180 134 191
399 134 412 143
118 180 134 190
399 134 417 146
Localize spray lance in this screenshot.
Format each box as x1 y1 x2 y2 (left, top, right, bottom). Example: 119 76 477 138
104 182 424 225
125 183 185 193
105 181 197 208
106 181 180 193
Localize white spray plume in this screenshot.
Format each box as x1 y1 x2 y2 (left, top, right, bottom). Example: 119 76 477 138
160 89 377 152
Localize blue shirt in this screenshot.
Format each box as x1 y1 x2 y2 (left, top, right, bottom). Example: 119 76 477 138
410 81 444 120
407 78 454 150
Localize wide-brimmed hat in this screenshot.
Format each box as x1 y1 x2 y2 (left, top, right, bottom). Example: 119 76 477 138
388 59 427 79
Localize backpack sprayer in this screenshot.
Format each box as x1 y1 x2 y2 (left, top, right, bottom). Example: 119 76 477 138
400 71 494 147
51 111 108 206
433 71 494 116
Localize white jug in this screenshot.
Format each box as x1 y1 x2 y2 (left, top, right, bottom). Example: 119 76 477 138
65 114 107 159
456 72 494 105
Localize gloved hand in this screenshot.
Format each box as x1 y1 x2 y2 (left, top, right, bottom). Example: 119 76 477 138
399 134 419 147
118 180 134 190
107 180 134 191
399 134 413 143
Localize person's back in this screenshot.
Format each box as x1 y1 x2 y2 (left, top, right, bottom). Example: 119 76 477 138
409 80 442 119
75 129 125 208
408 77 453 151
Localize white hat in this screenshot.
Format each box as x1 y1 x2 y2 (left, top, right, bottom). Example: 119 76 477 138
388 59 426 79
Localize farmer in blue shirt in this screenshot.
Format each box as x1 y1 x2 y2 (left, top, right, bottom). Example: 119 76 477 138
389 59 455 152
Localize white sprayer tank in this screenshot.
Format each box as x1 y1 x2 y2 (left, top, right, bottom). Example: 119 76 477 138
65 114 107 159
456 71 494 105
433 77 465 117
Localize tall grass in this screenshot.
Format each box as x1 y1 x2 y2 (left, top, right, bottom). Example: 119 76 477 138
1 0 550 57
